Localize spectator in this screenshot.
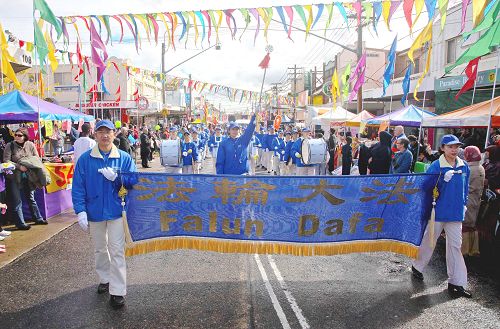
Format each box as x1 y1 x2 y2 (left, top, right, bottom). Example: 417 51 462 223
390 137 413 174
115 127 133 156
140 128 151 168
462 146 485 256
327 128 337 173
73 123 96 163
368 131 392 174
49 124 65 156
341 136 352 175
358 141 371 175
3 128 47 229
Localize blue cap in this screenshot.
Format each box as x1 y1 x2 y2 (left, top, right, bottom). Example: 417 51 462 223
301 127 310 132
228 122 240 129
215 126 222 131
95 120 115 131
441 134 463 146
285 131 292 136
268 126 275 131
191 129 198 134
169 126 178 132
278 130 284 134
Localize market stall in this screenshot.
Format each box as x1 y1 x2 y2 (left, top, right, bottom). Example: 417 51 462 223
365 105 436 127
346 110 375 127
0 90 94 220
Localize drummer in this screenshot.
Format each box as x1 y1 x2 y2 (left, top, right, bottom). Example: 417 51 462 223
248 132 262 175
264 127 277 174
291 128 317 176
191 130 205 174
255 127 266 169
180 132 198 174
163 126 182 174
271 130 286 176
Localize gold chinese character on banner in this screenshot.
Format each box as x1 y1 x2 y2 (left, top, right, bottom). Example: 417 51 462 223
360 178 419 204
135 177 196 202
212 179 276 205
285 179 345 205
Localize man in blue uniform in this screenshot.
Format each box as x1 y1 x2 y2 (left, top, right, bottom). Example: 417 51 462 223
248 132 262 175
191 130 205 173
283 131 294 175
216 114 256 175
264 127 277 174
291 128 317 176
271 130 286 175
72 120 137 309
181 132 199 174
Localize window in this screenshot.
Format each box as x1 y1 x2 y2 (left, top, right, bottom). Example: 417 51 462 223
53 72 71 85
446 38 457 64
413 58 420 74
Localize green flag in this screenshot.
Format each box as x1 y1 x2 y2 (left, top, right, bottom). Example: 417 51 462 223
341 63 351 98
464 0 500 39
446 19 500 74
33 20 48 70
34 0 62 38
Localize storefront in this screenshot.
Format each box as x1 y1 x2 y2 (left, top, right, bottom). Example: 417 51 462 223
71 101 137 124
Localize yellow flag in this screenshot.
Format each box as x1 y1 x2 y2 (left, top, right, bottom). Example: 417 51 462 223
45 31 58 72
408 21 433 64
472 0 487 27
331 68 340 104
189 11 199 45
414 0 425 28
305 5 313 38
257 8 271 42
215 10 223 43
382 1 392 30
414 44 432 101
44 120 53 137
157 13 171 49
0 23 21 89
134 14 151 43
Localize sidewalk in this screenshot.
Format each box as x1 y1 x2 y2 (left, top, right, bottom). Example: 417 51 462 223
0 153 220 268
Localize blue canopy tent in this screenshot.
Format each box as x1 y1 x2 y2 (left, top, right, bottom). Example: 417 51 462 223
0 90 94 122
365 105 436 127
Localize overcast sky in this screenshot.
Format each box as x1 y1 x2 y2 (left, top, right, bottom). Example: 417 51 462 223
1 0 458 111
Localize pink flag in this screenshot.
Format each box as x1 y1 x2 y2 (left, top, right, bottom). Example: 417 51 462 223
353 1 363 26
348 53 367 102
461 0 470 32
90 20 108 61
403 0 414 29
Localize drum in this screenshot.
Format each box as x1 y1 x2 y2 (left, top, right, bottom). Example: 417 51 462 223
160 139 181 166
301 138 327 165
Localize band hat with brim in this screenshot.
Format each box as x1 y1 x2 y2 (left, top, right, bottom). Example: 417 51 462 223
441 134 463 146
301 128 311 132
169 126 178 132
95 120 115 131
228 122 241 129
215 127 222 131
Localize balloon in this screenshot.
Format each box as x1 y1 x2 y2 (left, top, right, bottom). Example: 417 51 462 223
115 121 122 128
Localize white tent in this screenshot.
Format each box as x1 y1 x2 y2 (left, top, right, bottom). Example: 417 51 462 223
310 105 356 126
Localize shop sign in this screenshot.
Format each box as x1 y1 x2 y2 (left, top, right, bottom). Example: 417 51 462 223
71 101 137 109
435 69 500 92
45 164 74 193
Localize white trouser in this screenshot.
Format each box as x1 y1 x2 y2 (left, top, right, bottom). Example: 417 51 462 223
89 217 126 296
265 151 274 172
296 166 317 176
182 165 193 174
272 155 280 174
258 148 263 166
413 221 467 287
278 162 286 176
165 166 182 174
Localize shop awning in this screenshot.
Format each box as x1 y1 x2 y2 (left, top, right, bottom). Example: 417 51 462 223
310 105 356 125
346 110 375 127
0 90 94 122
422 96 500 127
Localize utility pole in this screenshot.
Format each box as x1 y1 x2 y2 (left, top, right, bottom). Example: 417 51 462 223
188 73 192 120
293 64 297 121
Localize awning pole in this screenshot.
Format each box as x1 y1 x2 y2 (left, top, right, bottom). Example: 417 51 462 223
484 49 500 150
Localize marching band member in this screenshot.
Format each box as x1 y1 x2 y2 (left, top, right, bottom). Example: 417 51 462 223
191 130 205 173
248 132 262 175
163 127 182 174
283 132 294 176
181 132 198 174
271 130 286 176
292 128 317 176
216 114 256 175
256 127 266 169
264 127 277 174
209 127 225 171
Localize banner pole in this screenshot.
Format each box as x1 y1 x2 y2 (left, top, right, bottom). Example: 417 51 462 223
484 49 500 150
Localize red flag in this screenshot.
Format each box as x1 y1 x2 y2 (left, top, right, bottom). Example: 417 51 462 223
258 53 271 69
115 95 121 102
455 57 481 100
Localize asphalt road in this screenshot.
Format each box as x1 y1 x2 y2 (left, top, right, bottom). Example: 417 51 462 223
0 223 499 329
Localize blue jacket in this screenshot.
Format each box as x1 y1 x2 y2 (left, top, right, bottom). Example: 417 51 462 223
216 115 256 174
284 140 294 163
291 138 313 167
390 149 413 173
255 133 265 148
426 155 470 222
192 138 205 152
72 145 137 222
264 134 277 151
208 135 225 152
181 141 199 166
271 136 286 161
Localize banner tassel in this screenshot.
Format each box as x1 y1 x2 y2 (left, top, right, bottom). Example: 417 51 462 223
429 176 441 248
119 184 134 248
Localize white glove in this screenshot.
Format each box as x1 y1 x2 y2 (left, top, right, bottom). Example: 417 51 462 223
182 151 188 157
281 150 285 155
210 144 214 147
463 206 467 217
443 170 455 182
295 152 301 158
274 146 278 150
98 167 118 182
77 212 88 231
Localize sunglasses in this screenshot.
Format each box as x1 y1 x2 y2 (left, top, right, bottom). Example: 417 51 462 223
15 134 24 137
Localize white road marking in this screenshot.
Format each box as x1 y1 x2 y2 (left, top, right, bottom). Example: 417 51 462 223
254 254 291 329
268 255 310 329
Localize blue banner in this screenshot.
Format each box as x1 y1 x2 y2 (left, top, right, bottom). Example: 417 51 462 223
122 173 437 258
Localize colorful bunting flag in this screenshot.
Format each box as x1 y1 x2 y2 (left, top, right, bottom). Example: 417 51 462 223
34 0 62 39
382 35 397 96
455 57 481 99
341 63 351 98
331 68 340 104
348 53 366 102
0 22 21 89
401 63 413 105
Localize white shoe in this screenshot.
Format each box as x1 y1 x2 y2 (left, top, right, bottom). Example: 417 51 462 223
0 230 11 237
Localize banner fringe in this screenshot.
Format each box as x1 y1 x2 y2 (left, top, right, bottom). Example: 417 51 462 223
125 237 419 259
